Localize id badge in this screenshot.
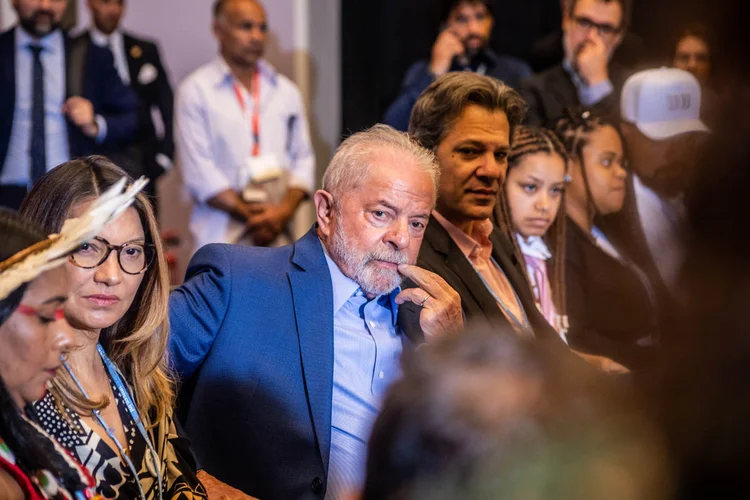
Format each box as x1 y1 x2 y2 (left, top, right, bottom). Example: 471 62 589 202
241 154 286 203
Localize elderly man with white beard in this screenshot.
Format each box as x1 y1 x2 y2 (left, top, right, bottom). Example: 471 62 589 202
168 124 463 500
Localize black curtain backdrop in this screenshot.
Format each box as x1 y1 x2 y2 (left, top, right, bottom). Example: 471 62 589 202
341 0 560 136
341 0 746 139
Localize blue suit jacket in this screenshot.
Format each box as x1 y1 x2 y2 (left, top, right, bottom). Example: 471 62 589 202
169 228 338 499
0 27 138 182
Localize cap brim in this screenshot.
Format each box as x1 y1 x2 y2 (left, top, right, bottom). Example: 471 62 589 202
637 119 710 140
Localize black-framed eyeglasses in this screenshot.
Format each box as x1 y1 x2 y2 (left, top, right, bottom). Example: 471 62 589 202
69 237 155 275
574 15 621 38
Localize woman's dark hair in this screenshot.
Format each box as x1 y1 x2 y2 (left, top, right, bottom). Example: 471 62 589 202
0 209 87 494
498 126 570 327
551 108 626 218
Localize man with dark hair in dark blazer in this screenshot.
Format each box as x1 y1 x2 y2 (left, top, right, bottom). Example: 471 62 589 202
519 0 632 125
81 0 175 207
0 0 137 210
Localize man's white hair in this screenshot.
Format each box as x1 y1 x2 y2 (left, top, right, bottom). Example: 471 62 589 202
322 124 440 201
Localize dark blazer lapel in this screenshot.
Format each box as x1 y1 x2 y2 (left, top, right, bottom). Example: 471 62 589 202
548 64 579 108
488 230 535 314
287 227 334 476
425 218 507 328
123 34 140 87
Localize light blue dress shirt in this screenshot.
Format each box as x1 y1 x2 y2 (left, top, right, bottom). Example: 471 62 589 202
562 59 614 107
323 250 404 499
0 28 69 187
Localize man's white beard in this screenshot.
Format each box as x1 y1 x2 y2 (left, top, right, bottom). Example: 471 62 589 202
328 222 409 297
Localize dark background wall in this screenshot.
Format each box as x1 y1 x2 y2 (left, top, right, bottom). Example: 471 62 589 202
341 0 746 137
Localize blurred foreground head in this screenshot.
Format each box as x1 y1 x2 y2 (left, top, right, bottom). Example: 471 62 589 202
362 324 670 500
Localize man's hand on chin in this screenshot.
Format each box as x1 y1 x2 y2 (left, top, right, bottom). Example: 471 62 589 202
396 264 464 342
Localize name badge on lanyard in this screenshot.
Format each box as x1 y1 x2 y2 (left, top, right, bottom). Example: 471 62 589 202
233 70 261 158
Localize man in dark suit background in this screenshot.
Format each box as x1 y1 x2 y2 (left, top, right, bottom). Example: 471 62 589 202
383 0 532 132
82 0 174 206
519 0 632 125
169 125 462 498
0 0 137 210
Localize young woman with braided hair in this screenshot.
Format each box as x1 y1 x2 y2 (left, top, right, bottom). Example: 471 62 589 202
499 126 569 339
498 125 628 374
550 109 659 370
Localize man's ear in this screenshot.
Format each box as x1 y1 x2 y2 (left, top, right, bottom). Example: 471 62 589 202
314 189 336 239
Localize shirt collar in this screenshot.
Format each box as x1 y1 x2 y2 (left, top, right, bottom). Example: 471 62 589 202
213 56 278 88
433 211 495 261
15 25 63 54
516 233 552 260
562 59 585 90
89 26 122 48
321 241 401 326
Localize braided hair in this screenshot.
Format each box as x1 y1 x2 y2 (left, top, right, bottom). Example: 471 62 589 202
0 209 90 495
552 108 626 219
497 126 570 334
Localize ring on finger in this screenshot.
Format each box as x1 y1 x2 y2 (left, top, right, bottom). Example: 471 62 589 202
420 295 430 307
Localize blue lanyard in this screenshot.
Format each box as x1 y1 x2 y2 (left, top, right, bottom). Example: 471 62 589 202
62 346 163 500
95 344 163 500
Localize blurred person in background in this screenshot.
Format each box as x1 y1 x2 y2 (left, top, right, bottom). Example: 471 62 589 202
81 0 175 210
0 0 137 210
529 0 645 73
520 0 631 126
606 68 709 295
552 109 658 370
672 23 712 88
670 22 719 127
360 324 670 500
176 0 315 252
383 0 531 132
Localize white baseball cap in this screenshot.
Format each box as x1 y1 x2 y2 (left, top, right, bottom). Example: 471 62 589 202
621 67 710 140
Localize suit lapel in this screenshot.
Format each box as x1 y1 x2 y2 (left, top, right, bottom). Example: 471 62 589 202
288 228 334 476
123 34 140 87
549 64 579 108
424 218 508 328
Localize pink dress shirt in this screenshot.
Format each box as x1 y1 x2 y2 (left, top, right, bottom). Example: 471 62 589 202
433 212 528 332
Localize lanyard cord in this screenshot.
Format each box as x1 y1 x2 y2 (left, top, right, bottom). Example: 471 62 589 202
62 346 163 500
233 70 261 157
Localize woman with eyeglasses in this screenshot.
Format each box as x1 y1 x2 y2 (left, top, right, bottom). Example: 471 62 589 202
0 177 147 500
19 157 208 500
551 110 659 370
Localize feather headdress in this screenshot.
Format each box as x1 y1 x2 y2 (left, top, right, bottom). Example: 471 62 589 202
0 176 148 301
